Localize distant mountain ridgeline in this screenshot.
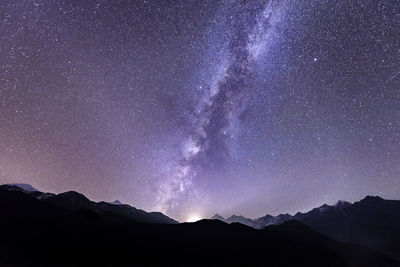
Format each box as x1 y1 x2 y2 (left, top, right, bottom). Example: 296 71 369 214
0 184 177 224
212 196 400 259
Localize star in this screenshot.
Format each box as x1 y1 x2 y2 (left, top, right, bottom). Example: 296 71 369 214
0 0 399 222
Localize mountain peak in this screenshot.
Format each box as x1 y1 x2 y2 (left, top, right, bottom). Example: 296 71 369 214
6 183 39 192
56 191 90 201
211 213 225 221
363 195 383 201
360 195 383 204
110 200 123 205
334 200 351 207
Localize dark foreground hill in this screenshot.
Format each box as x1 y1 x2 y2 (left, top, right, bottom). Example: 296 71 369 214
0 188 398 267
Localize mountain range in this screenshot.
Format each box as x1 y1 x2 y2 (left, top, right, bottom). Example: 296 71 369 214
212 196 400 259
0 184 177 224
0 183 399 267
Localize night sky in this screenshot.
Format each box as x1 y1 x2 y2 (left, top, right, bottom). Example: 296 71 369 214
1 0 399 222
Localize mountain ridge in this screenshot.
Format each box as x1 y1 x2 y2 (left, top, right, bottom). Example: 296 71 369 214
212 195 400 259
3 183 400 259
0 188 398 267
0 183 177 224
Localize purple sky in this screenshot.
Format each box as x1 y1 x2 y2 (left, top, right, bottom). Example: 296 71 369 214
1 0 399 221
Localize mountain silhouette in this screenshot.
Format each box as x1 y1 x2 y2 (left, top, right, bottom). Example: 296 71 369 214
212 196 400 259
0 184 399 266
0 184 177 224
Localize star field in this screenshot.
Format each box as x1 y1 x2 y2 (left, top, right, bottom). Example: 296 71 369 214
1 0 399 221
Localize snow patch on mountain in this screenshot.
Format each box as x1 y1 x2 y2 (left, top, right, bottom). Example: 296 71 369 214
7 183 39 192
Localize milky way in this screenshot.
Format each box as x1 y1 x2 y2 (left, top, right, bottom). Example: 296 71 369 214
156 0 287 216
1 0 399 221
